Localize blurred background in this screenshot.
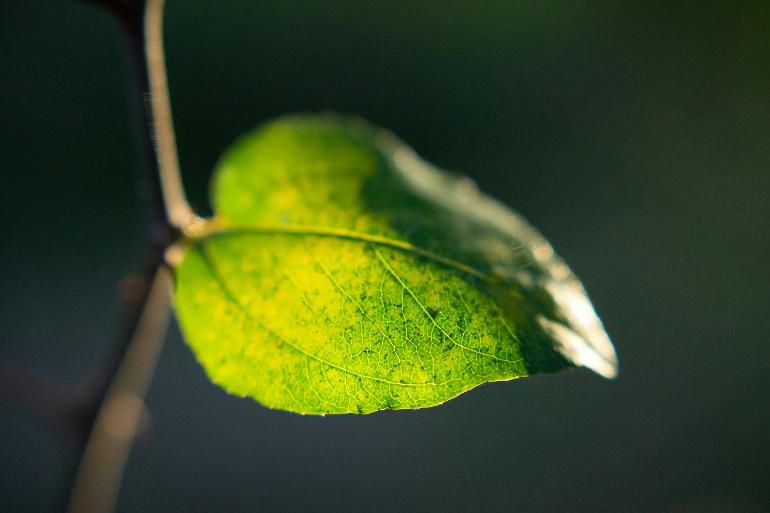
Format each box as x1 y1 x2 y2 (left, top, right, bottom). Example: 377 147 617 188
1 1 768 512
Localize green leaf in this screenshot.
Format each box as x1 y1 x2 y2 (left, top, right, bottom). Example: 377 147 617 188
173 115 617 415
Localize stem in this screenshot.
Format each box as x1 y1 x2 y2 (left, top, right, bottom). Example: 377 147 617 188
62 0 192 511
143 0 198 230
93 0 196 232
65 268 173 513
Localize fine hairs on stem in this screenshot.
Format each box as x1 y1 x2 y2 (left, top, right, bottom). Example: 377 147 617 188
143 0 198 231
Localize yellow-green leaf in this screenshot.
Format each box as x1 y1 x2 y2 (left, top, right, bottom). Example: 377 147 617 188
173 115 617 415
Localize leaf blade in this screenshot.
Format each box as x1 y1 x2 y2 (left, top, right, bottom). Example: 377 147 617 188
176 232 529 414
173 114 617 415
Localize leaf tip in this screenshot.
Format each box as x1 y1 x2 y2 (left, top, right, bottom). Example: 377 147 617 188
537 316 618 379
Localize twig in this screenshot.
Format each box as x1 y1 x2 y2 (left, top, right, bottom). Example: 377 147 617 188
143 0 198 230
0 274 164 450
83 0 196 233
65 268 173 513
60 0 193 511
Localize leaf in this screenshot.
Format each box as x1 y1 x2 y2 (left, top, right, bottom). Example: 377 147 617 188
173 115 617 415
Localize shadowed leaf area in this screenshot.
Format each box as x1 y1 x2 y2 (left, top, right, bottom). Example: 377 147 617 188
173 115 618 414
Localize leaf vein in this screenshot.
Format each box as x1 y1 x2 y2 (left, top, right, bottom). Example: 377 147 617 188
373 246 519 365
196 243 445 388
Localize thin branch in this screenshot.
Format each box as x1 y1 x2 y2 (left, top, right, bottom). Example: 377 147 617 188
57 0 192 511
143 0 198 231
65 267 173 513
0 274 164 449
85 0 196 233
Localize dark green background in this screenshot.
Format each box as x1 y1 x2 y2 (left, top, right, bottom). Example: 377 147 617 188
1 1 768 512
